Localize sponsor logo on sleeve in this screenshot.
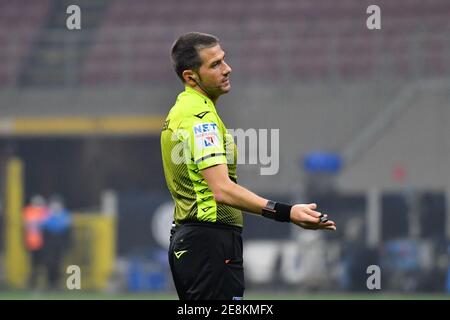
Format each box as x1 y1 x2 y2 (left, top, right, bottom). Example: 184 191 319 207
193 123 220 148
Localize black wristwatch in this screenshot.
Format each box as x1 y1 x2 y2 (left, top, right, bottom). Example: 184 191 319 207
261 200 277 220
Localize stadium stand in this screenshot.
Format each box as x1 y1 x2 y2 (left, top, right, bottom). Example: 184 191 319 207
0 0 50 86
0 0 448 86
79 0 450 84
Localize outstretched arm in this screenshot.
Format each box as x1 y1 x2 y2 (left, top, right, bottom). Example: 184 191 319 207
201 164 336 231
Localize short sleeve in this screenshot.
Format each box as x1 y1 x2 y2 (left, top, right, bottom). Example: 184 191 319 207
182 112 227 170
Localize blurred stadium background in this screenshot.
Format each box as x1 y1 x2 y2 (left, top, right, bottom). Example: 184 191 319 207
1 0 450 299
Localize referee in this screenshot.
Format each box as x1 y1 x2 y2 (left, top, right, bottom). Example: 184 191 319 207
161 32 336 300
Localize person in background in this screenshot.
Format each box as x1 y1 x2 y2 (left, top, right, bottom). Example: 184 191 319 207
42 195 72 290
23 194 49 290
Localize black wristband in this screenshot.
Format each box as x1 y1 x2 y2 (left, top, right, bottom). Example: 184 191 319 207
262 201 292 222
274 202 292 222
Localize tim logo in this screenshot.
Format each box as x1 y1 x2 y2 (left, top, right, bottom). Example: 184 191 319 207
203 136 216 147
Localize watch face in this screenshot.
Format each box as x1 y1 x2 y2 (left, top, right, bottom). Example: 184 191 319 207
266 200 276 210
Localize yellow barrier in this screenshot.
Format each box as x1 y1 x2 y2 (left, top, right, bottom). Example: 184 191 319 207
67 213 116 291
0 116 165 136
4 158 29 288
3 156 116 290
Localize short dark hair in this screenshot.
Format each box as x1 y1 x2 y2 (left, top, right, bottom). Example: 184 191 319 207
171 32 219 82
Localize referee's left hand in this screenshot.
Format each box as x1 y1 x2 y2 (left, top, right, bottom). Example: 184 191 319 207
289 203 336 231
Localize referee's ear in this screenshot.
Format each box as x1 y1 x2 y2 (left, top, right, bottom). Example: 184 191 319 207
182 70 197 86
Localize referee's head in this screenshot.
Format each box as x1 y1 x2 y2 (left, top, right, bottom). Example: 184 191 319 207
171 32 219 83
171 32 232 101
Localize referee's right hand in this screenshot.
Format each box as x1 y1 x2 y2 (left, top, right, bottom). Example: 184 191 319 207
289 203 336 231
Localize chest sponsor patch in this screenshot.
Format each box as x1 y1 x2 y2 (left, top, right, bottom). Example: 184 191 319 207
193 123 220 149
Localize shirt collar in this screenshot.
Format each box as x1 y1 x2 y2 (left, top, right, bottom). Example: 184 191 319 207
184 85 215 108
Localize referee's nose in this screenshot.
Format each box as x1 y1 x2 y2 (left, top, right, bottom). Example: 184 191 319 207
223 61 232 76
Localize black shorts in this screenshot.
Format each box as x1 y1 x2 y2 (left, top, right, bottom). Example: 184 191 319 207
168 222 245 300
